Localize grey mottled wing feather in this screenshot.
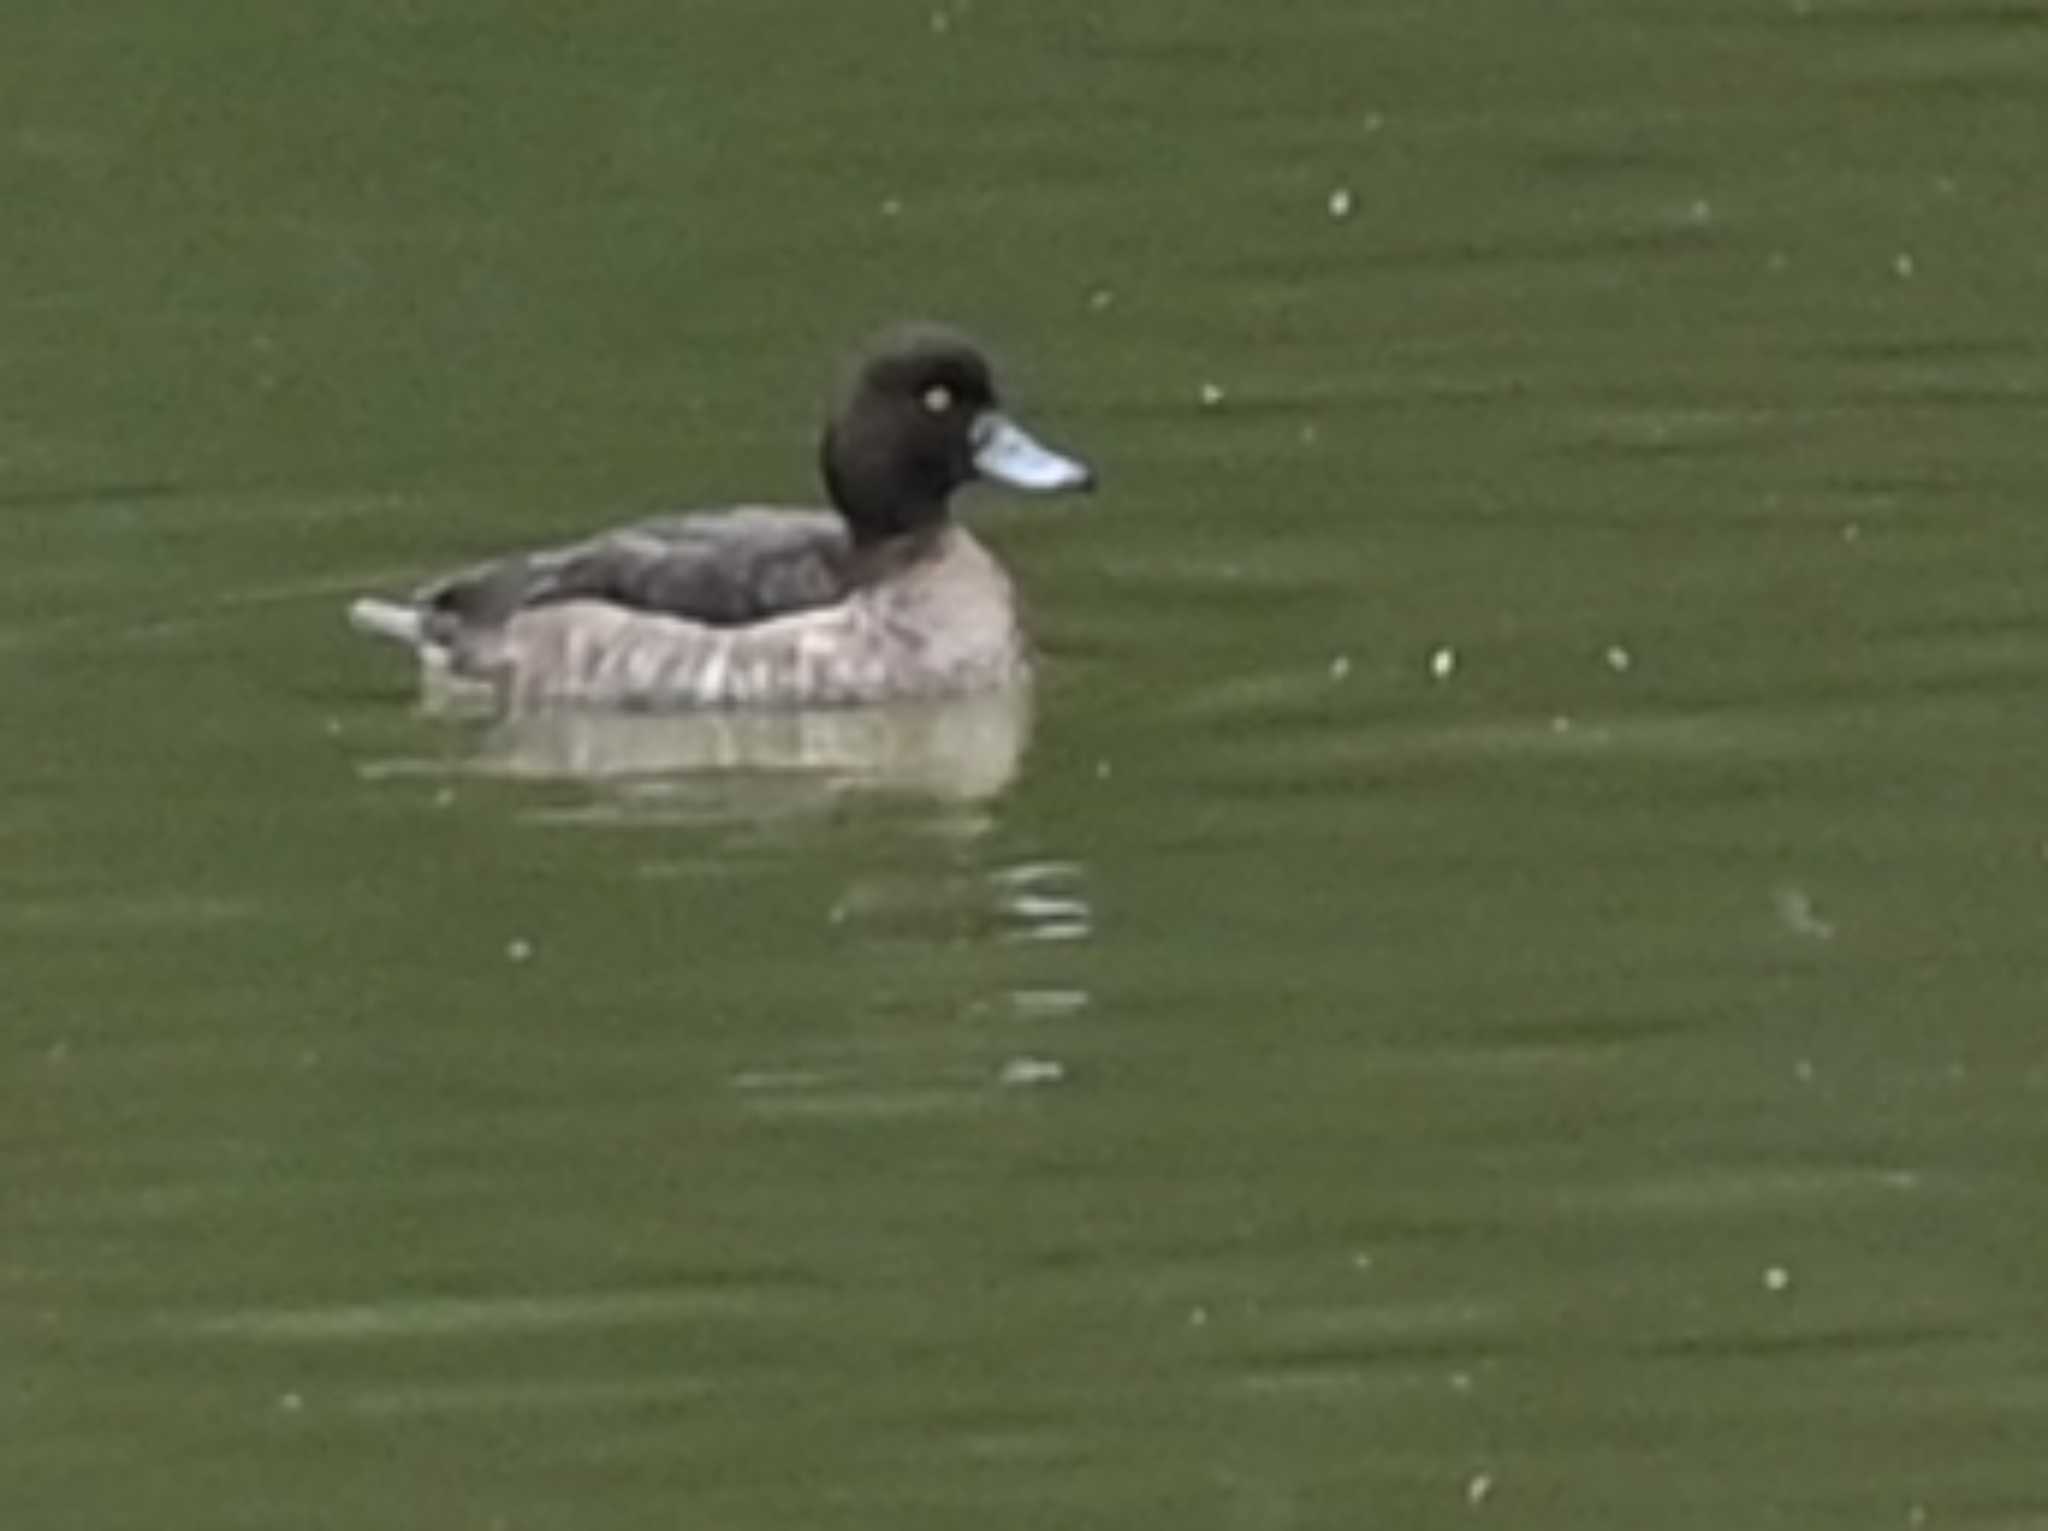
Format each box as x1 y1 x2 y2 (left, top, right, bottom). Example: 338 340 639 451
421 508 855 629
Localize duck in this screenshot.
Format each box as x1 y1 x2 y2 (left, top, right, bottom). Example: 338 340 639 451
347 324 1094 711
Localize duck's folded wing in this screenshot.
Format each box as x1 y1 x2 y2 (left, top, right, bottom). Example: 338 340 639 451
422 508 855 629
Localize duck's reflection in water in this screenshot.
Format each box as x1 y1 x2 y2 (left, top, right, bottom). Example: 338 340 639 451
457 684 1032 810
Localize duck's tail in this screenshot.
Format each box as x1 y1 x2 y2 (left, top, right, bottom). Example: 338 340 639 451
347 597 430 648
349 596 499 712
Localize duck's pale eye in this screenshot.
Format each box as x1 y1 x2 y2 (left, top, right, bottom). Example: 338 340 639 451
921 384 954 415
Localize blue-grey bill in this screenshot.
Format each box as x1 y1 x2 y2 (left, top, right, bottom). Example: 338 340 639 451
970 412 1094 493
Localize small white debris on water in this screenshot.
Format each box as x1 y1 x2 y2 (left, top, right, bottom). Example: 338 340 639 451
1299 422 1320 446
1188 1305 1209 1328
1762 1265 1792 1293
1907 1502 1930 1527
505 937 534 964
1363 112 1385 133
322 717 343 737
928 9 950 33
1010 988 1091 1020
1428 645 1458 681
1329 653 1353 682
880 196 903 217
1327 186 1355 220
1087 287 1115 311
1549 715 1574 734
1794 1058 1816 1083
1893 251 1917 279
1683 197 1713 225
1095 758 1113 780
999 1056 1066 1088
1842 521 1862 544
1466 1472 1495 1507
1199 381 1226 408
1603 644 1633 673
1449 1370 1474 1393
1350 1251 1374 1272
433 787 456 808
1774 885 1837 941
277 1392 305 1414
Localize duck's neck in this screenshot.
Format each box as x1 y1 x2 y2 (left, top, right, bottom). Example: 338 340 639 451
844 502 947 548
846 522 949 584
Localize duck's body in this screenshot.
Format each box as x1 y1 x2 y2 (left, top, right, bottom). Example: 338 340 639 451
354 518 1023 710
348 326 1091 712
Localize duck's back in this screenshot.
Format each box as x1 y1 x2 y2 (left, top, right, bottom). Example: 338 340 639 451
426 507 855 629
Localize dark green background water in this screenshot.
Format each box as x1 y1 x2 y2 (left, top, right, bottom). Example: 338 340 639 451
9 3 2048 1527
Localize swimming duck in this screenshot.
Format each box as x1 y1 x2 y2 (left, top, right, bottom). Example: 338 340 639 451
348 324 1093 710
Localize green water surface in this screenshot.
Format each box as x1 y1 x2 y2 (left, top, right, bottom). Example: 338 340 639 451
8 3 2048 1527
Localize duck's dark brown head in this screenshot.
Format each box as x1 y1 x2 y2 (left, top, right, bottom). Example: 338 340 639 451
821 323 1093 546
